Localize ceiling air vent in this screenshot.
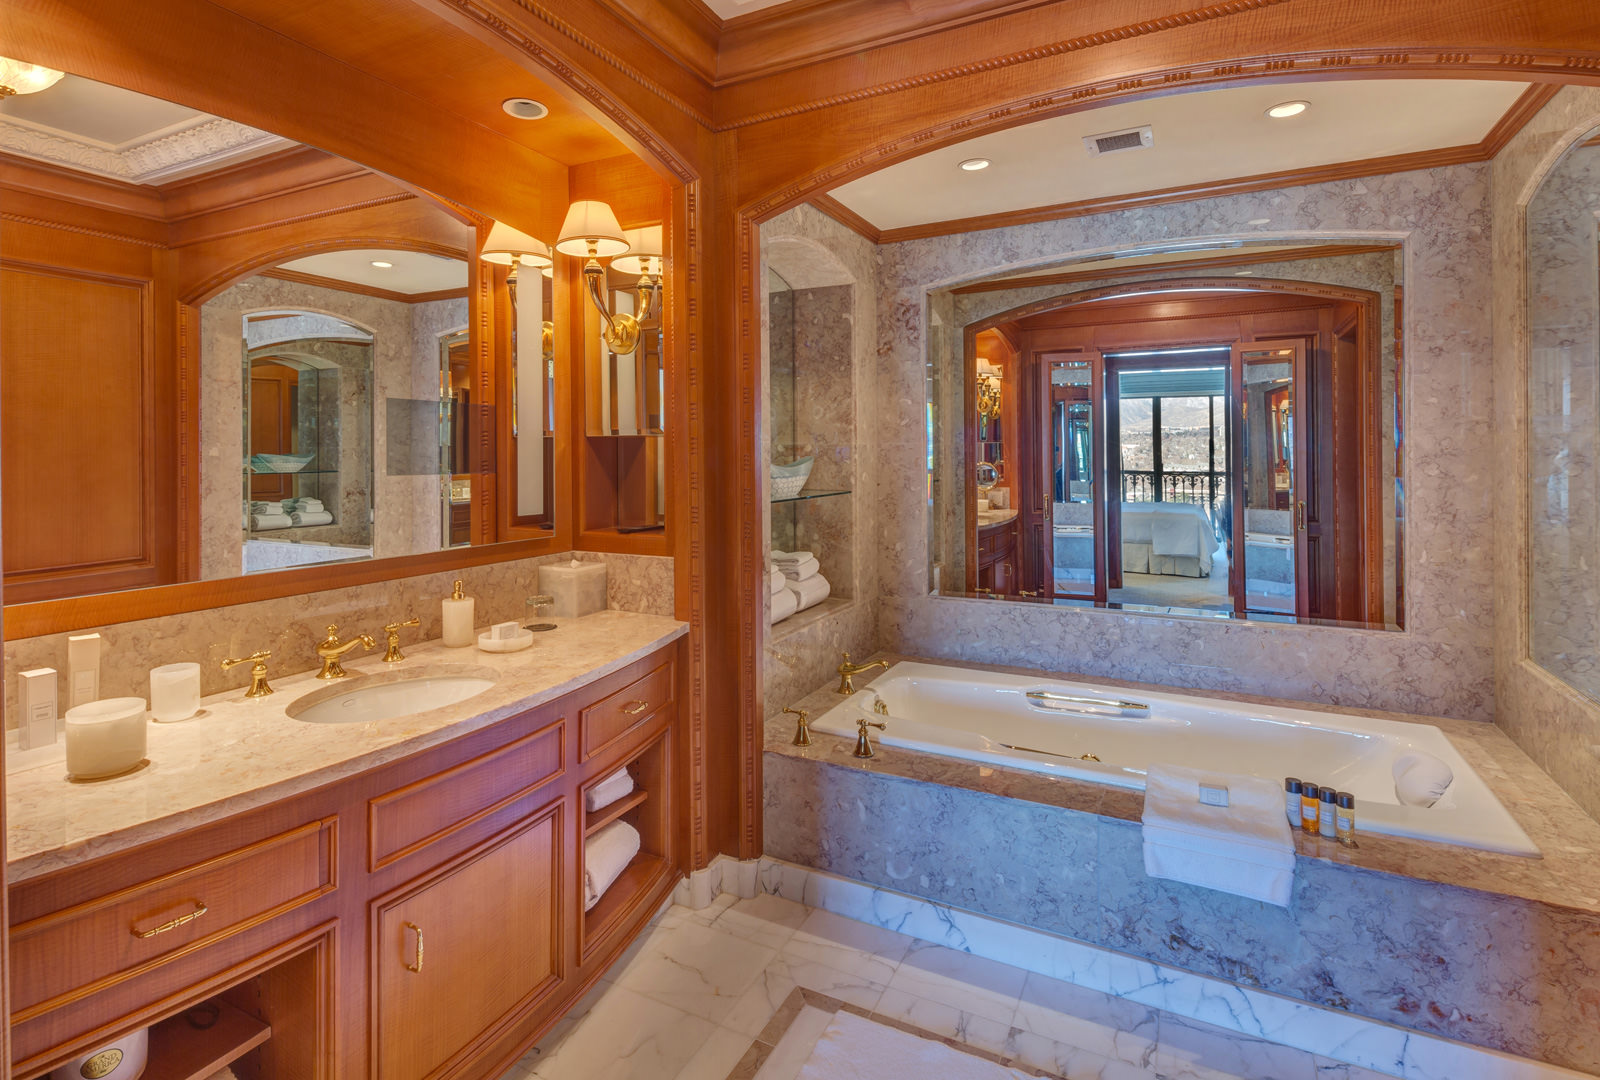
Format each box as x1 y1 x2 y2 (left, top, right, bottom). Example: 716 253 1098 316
1083 125 1153 157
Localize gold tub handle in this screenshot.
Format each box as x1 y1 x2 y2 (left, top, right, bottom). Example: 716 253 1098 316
132 901 208 939
405 922 424 973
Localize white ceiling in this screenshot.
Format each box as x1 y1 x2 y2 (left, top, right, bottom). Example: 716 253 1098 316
701 0 798 19
278 249 468 295
830 79 1529 231
0 72 287 184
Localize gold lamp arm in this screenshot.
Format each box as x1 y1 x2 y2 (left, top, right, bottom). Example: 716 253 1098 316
583 260 640 354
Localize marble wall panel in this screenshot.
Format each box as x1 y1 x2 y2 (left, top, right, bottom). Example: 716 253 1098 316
4 551 673 724
875 165 1496 721
1494 85 1600 822
764 753 1600 1073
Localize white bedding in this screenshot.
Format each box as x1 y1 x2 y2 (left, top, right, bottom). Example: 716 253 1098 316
1050 500 1216 578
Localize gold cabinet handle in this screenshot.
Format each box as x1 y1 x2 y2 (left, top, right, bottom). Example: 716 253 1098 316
621 700 649 716
404 922 424 973
132 901 208 939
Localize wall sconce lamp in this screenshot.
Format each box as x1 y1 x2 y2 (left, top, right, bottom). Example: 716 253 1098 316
976 372 1002 420
556 202 664 356
481 221 552 270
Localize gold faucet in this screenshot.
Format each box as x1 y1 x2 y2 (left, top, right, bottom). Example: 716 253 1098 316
853 716 887 758
836 652 889 695
381 616 421 663
220 650 274 698
316 624 376 679
782 706 812 747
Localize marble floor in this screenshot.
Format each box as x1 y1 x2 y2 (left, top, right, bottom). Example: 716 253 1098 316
497 893 1387 1080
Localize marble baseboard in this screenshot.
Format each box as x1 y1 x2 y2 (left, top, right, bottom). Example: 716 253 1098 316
685 857 1587 1080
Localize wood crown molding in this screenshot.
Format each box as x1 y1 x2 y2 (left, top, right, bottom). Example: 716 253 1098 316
949 243 1400 294
260 267 470 305
806 193 880 243
863 84 1562 244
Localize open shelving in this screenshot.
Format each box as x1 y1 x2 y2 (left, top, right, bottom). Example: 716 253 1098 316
581 726 671 953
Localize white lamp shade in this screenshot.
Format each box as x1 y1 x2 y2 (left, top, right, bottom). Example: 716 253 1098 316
611 225 664 275
0 57 64 97
482 220 551 267
555 200 629 258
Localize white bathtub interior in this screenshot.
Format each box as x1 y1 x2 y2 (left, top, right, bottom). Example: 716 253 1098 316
809 662 1538 856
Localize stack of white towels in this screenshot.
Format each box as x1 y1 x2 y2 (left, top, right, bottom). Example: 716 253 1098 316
769 549 831 625
249 501 292 530
1140 763 1296 907
283 497 333 526
583 766 641 911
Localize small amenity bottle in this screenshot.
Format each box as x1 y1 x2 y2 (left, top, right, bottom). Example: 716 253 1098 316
1300 782 1321 832
1284 778 1302 825
1336 792 1357 844
1319 787 1339 839
442 579 475 647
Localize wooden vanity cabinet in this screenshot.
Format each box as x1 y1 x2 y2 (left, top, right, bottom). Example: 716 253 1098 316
9 637 685 1080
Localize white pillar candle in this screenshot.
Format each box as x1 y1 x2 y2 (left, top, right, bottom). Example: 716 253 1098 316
150 662 201 723
64 697 148 780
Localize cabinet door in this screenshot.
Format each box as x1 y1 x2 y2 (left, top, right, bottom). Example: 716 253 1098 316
373 804 561 1080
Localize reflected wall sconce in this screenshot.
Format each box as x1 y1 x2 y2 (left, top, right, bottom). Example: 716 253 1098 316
556 201 664 356
977 372 1002 420
482 221 552 269
0 57 64 97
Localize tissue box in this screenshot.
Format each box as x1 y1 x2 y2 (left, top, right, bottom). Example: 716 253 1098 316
539 561 608 619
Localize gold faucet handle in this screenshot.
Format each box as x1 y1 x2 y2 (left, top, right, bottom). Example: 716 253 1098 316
781 706 812 748
382 617 420 663
321 624 343 647
220 651 273 698
853 716 886 759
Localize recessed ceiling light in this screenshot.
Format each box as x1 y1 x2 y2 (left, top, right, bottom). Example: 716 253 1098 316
1247 218 1271 226
959 158 991 172
1266 101 1309 119
502 97 549 120
370 260 393 269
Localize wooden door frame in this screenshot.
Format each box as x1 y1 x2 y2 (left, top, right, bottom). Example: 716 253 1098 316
1037 349 1105 602
1232 339 1310 617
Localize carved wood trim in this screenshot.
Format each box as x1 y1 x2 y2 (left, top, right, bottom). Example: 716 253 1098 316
973 275 1385 328
0 211 164 248
259 267 470 305
808 194 882 243
1481 83 1563 155
950 243 1399 295
181 237 469 307
170 191 416 250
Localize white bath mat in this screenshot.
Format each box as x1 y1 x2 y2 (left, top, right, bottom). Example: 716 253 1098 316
794 1009 1032 1080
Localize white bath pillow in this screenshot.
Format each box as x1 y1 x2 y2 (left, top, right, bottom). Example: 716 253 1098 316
1393 752 1454 808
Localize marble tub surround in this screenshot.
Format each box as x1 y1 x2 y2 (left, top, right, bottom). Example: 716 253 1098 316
7 610 686 881
761 205 882 714
498 892 1405 1080
875 165 1495 722
1493 84 1600 825
4 550 676 726
763 659 1600 1073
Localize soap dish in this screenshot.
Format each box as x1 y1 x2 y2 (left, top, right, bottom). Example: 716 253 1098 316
477 628 535 653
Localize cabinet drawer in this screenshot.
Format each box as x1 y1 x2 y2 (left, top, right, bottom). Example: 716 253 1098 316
368 721 565 871
11 818 337 1021
581 660 674 762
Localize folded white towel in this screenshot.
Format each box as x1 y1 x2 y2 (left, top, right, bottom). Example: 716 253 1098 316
1393 753 1453 807
769 567 787 596
251 512 292 530
584 820 641 911
287 500 324 512
290 510 334 526
251 500 282 511
786 573 831 612
781 555 820 582
770 587 799 624
771 549 813 565
586 767 635 812
1141 763 1295 907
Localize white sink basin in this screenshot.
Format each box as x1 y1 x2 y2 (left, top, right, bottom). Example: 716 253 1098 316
288 668 497 724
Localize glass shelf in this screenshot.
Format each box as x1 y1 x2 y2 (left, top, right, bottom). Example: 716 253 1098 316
772 489 851 505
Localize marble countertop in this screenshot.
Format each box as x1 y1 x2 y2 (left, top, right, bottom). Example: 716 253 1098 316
976 509 1017 528
766 653 1600 915
8 610 687 882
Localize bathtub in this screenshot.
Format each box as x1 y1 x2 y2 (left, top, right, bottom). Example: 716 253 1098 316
809 662 1538 856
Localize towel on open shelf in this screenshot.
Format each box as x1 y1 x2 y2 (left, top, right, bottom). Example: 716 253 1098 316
771 549 813 565
769 567 787 596
786 572 831 613
781 555 820 582
770 586 799 624
1141 763 1295 907
584 820 641 911
290 510 333 527
250 512 292 530
586 767 635 812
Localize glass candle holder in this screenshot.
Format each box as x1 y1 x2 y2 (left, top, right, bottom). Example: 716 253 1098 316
64 698 147 780
150 662 202 723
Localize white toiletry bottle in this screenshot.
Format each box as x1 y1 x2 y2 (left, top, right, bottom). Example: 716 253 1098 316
442 579 475 647
67 633 102 707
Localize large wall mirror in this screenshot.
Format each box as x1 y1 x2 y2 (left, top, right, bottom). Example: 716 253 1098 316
0 67 569 611
928 239 1405 629
1527 124 1600 698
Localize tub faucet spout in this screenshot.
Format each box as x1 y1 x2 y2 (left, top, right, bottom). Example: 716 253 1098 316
836 652 889 695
